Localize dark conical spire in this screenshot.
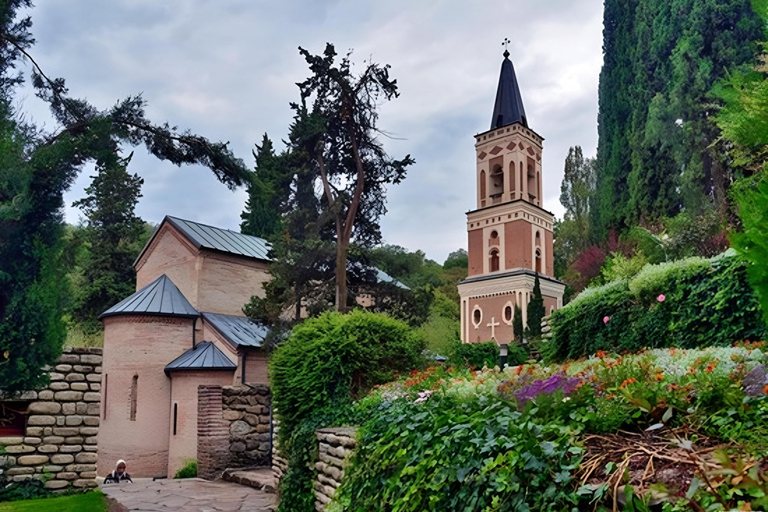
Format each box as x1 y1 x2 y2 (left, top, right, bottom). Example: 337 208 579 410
490 50 527 130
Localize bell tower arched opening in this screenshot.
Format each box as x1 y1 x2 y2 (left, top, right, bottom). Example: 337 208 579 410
490 165 504 205
490 249 500 272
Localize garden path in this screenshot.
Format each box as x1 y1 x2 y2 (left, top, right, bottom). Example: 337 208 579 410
101 478 277 512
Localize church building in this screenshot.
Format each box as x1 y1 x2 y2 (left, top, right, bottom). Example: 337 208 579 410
457 50 566 344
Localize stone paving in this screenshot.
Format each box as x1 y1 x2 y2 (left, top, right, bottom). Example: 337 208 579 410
101 478 278 512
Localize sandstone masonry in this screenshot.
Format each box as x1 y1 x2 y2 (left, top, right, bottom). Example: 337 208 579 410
197 384 272 480
313 427 357 512
0 348 101 490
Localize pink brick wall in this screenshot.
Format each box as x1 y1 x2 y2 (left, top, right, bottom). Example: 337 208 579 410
167 371 234 477
135 224 200 302
98 315 195 478
197 385 229 480
197 253 269 315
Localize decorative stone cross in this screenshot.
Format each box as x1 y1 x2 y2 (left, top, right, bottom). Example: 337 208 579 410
487 317 500 340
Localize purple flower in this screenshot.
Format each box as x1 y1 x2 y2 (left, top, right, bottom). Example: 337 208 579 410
657 294 666 302
513 374 582 406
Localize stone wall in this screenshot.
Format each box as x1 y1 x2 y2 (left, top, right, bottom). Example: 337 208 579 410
0 347 102 490
197 384 272 480
313 427 357 512
221 385 271 467
270 417 287 481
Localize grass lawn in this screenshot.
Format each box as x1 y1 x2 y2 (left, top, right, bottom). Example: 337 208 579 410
0 490 108 512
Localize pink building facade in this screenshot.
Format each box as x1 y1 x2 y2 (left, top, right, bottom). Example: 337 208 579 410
458 51 565 344
97 216 272 478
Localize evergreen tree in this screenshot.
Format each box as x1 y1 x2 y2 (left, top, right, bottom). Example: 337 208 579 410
71 155 145 333
0 1 251 390
526 273 545 339
513 303 524 342
556 147 595 270
240 134 284 239
593 0 763 238
291 44 414 312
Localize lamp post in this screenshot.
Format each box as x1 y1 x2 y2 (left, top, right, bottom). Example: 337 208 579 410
499 343 509 368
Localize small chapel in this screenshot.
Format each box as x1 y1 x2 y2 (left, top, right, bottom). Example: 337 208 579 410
457 49 566 344
96 216 273 478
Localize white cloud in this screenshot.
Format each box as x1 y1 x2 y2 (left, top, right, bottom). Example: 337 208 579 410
21 0 603 262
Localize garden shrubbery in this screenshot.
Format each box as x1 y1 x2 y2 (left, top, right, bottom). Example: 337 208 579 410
447 339 529 369
328 345 768 511
269 310 425 512
547 251 768 360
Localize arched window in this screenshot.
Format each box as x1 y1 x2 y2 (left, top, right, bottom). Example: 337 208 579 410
490 165 503 203
535 231 541 247
535 249 542 274
480 170 486 199
510 162 516 192
490 249 500 272
504 305 513 322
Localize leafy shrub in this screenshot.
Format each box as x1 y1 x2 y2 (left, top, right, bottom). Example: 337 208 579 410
547 252 768 360
270 310 425 445
331 394 584 512
270 310 424 512
0 479 52 502
446 340 529 369
174 458 197 479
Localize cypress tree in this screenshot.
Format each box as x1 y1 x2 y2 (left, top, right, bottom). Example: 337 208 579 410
240 134 284 239
71 155 145 333
513 304 524 342
526 273 545 339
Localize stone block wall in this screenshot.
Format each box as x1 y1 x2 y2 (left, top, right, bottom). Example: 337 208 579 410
0 347 102 490
270 417 287 481
197 384 272 480
221 385 271 467
313 427 357 512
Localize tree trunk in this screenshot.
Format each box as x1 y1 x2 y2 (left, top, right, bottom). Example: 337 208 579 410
336 233 348 313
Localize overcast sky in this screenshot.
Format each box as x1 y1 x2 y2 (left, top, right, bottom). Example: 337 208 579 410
18 0 604 263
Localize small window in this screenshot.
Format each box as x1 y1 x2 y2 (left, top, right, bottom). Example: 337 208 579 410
490 250 500 272
103 374 108 420
130 375 138 421
173 403 178 435
504 305 513 322
472 307 482 328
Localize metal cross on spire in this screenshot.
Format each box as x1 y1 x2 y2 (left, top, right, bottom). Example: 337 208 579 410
502 38 510 58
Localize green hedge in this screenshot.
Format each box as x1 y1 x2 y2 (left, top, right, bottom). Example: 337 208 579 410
447 340 528 369
547 251 768 360
269 310 425 512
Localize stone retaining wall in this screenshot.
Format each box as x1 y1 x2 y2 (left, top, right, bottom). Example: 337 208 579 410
313 427 357 512
0 347 102 490
197 384 272 480
222 385 271 467
270 417 287 481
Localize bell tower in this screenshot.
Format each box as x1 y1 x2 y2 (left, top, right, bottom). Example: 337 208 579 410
458 47 565 344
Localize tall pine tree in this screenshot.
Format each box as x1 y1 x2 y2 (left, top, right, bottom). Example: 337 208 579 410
71 155 145 334
240 134 284 239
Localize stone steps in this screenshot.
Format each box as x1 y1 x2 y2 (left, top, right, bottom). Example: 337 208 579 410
221 467 278 494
